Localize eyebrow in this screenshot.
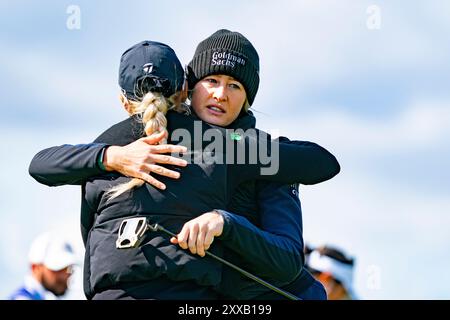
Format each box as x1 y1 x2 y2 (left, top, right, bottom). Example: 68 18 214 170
209 75 237 81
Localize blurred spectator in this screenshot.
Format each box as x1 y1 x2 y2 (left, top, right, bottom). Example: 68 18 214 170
305 245 356 300
9 233 76 300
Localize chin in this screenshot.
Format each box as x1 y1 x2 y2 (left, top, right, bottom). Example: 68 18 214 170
203 116 227 127
211 120 228 127
52 290 67 297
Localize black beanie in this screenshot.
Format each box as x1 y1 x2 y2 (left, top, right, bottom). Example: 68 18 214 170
187 29 260 106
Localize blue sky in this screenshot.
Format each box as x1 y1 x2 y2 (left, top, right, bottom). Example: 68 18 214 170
1 0 450 299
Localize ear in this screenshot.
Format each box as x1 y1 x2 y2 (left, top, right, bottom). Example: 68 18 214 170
243 99 250 112
31 263 44 279
119 93 132 115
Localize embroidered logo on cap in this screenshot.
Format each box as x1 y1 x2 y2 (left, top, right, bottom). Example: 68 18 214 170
142 63 154 74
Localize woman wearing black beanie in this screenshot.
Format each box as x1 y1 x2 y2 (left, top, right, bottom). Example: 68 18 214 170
174 29 333 300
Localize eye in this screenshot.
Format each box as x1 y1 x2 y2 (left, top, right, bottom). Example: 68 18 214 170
229 82 242 90
203 78 217 84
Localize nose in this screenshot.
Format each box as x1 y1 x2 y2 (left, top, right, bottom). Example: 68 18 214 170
212 83 227 102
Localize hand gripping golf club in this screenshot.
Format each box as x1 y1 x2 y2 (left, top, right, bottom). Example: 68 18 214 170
116 217 300 301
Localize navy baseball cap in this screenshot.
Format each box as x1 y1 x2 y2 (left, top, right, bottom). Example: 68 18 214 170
118 40 184 100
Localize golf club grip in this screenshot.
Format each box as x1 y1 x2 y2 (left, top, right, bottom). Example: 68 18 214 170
153 223 300 300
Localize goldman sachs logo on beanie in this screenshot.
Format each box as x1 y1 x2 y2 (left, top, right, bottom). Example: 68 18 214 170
211 51 246 68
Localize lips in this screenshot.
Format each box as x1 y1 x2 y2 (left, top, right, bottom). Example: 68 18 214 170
207 104 225 114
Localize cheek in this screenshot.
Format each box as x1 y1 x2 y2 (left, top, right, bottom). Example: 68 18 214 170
191 84 208 105
42 273 56 286
231 93 247 114
191 103 202 117
190 94 202 113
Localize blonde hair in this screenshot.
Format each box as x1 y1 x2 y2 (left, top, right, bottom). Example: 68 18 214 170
106 91 185 200
243 100 250 112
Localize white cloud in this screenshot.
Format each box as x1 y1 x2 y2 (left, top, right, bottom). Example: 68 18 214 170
0 46 123 124
257 98 450 155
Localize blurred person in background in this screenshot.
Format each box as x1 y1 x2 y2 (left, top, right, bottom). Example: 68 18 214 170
8 233 77 300
305 245 356 300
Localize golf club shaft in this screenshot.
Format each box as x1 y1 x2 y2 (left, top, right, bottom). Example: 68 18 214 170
152 223 300 301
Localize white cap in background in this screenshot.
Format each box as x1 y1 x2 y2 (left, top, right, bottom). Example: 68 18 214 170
28 233 76 271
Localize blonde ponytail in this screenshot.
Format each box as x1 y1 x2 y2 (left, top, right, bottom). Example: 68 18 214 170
106 91 184 200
